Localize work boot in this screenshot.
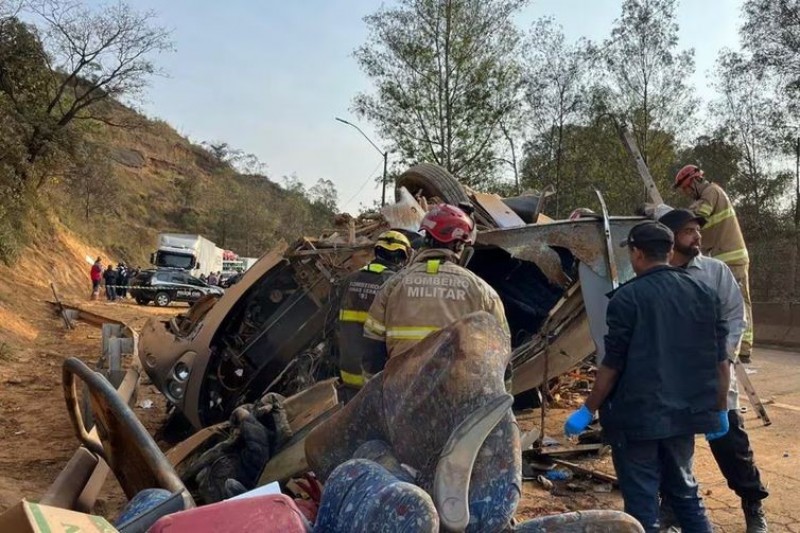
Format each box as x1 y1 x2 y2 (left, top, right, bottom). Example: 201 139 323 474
743 499 768 533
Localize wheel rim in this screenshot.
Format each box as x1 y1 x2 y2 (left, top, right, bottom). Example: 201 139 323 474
157 294 168 306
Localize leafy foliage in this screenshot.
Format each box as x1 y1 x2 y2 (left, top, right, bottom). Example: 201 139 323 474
353 0 528 188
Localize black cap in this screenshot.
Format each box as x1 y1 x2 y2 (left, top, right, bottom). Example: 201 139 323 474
621 221 674 249
657 208 706 233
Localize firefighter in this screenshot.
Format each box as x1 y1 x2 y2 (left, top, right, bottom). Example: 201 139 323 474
337 230 411 396
674 164 754 363
363 203 509 366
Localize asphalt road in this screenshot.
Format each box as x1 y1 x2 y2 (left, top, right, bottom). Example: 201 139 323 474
695 347 800 532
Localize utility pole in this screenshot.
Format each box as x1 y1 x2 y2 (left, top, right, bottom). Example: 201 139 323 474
335 117 389 206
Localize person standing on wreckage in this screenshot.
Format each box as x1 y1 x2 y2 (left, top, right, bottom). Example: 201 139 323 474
335 230 412 402
658 209 768 533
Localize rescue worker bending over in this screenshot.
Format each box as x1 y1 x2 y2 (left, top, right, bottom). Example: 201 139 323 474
364 203 508 365
337 230 411 394
674 164 754 363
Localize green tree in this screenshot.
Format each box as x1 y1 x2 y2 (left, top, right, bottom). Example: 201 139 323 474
308 178 339 212
741 0 800 94
593 0 697 182
710 50 791 223
353 0 528 188
522 17 590 216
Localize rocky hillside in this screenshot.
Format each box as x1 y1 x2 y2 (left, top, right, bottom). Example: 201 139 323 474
42 98 334 269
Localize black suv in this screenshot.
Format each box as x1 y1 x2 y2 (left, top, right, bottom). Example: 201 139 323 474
131 269 224 307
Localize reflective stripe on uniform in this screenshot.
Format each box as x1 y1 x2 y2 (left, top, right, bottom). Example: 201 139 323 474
363 263 388 274
364 316 386 335
340 369 365 387
339 309 369 323
695 202 714 218
714 248 749 265
703 206 735 229
741 328 754 343
426 260 441 274
386 326 440 340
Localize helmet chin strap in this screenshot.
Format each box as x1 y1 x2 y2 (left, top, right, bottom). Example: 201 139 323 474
691 179 702 200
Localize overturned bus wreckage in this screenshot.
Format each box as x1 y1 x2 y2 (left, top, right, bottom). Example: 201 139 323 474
16 163 650 531
138 163 642 431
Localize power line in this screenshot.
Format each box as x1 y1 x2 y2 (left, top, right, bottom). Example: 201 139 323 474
341 160 383 211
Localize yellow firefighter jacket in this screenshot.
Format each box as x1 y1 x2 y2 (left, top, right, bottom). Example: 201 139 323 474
690 182 749 266
364 247 509 359
337 261 396 386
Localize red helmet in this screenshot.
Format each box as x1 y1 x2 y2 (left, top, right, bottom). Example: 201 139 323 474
674 164 704 189
420 204 475 245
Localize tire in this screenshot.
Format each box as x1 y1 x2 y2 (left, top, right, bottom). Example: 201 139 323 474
154 291 171 307
395 163 470 205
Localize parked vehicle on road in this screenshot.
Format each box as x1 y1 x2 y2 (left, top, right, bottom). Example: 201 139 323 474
131 269 224 307
151 234 224 278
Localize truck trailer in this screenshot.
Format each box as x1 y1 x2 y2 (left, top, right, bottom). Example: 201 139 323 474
151 234 224 278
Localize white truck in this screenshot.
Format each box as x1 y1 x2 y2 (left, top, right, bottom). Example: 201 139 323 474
151 234 223 278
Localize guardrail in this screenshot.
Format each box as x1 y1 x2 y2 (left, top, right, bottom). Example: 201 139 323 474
42 301 140 512
753 302 800 349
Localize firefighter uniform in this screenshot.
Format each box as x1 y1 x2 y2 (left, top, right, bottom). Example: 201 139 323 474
689 182 753 356
364 248 509 360
337 261 397 387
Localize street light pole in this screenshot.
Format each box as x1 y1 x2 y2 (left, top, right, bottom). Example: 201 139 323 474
335 117 389 207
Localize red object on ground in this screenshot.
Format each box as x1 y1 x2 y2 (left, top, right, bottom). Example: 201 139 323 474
148 494 308 532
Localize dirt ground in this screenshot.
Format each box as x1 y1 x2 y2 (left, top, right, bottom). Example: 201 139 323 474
0 231 797 530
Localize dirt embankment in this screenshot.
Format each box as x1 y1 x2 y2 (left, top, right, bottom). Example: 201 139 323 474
0 224 179 512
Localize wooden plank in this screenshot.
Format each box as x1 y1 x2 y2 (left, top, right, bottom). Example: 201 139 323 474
166 423 229 467
618 124 664 205
284 378 339 433
258 403 341 485
551 458 618 486
472 192 526 228
539 443 604 457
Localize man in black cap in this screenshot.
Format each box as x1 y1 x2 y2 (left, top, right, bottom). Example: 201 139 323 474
659 209 768 532
564 221 731 533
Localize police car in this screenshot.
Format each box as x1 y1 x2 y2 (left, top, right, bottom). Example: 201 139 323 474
130 269 224 307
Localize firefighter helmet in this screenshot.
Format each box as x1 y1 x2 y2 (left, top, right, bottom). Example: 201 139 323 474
419 204 475 245
375 230 411 257
673 165 704 189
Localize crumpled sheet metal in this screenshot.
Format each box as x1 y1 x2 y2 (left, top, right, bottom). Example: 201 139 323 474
381 186 426 233
305 312 521 531
514 510 644 532
476 217 642 287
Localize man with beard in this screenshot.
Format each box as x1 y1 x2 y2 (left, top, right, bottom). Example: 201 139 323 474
659 209 768 533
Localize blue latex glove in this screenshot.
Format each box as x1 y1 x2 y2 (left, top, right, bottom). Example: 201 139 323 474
564 405 594 437
705 411 730 441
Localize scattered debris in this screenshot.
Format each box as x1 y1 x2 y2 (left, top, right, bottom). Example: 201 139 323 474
544 468 573 481
551 459 618 486
592 483 613 493
536 475 554 491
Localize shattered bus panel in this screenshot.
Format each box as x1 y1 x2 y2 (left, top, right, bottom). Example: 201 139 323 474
139 169 642 430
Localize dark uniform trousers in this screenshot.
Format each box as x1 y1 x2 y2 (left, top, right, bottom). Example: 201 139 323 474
709 409 769 502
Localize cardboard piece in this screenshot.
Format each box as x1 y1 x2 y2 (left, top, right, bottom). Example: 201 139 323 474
0 500 117 532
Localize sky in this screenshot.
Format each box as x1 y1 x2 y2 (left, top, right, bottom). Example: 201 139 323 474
119 0 744 212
